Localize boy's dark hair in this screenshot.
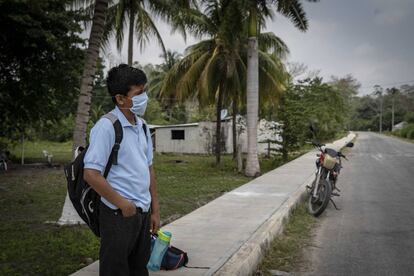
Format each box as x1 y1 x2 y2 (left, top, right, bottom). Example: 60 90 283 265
107 64 147 104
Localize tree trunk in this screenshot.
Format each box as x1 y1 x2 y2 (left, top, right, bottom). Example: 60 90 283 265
216 83 224 165
20 132 25 165
281 129 288 162
62 0 108 226
245 7 260 177
72 0 108 151
232 98 237 159
282 146 288 162
237 143 243 173
128 13 134 66
267 140 270 158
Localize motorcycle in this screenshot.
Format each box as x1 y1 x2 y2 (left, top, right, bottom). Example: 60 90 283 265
307 137 354 217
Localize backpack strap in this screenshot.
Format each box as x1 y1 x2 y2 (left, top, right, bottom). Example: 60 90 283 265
102 113 123 178
142 123 148 137
138 118 149 141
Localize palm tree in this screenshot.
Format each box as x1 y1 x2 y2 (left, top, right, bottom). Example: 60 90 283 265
100 0 200 65
73 0 109 152
160 0 246 164
73 0 196 149
232 31 289 159
160 0 289 164
146 50 183 121
60 1 110 225
244 0 315 177
103 0 167 65
147 50 183 100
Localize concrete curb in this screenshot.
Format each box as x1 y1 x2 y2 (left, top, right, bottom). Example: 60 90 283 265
213 133 356 276
212 175 312 276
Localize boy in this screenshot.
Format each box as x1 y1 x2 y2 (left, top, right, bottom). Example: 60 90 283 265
84 64 160 276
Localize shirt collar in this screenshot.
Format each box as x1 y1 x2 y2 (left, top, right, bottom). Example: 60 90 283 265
113 106 141 128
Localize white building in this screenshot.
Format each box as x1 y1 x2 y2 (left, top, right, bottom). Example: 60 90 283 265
393 121 407 131
151 117 282 155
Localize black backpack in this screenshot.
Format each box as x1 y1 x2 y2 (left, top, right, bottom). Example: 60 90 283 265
64 113 148 237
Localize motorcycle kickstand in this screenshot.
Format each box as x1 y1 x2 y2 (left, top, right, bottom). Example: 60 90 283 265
330 198 341 210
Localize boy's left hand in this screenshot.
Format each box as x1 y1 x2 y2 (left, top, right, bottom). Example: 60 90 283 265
150 211 160 234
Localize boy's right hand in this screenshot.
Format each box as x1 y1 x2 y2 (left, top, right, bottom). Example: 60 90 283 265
120 200 136 217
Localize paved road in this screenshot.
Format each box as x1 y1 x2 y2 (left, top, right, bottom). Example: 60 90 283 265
302 132 414 276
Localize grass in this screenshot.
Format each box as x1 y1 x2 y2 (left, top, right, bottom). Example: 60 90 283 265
383 131 414 144
255 204 317 275
0 168 98 276
255 132 355 275
1 140 308 276
9 140 72 164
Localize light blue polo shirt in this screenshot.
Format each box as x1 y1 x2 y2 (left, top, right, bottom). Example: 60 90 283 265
84 106 153 211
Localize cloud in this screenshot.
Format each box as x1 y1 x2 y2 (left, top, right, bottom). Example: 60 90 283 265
374 9 409 26
98 0 414 98
354 42 375 57
369 0 412 26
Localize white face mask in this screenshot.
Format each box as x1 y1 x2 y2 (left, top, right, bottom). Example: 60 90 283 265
129 92 148 116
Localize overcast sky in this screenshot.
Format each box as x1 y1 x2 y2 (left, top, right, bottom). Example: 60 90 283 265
104 0 414 95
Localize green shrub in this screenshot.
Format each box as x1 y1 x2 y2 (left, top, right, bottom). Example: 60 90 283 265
0 137 12 151
393 129 402 137
39 115 75 142
399 124 414 139
405 112 414 124
406 124 414 139
401 127 409 138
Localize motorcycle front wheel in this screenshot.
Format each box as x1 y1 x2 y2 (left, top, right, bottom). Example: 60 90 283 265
308 178 332 217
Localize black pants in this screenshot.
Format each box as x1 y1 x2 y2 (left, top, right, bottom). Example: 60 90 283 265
99 203 151 276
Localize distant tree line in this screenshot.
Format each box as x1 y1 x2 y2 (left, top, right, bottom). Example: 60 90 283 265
350 84 414 132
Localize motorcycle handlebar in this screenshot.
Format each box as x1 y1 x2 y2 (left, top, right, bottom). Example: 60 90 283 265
313 142 325 148
338 152 348 161
305 141 326 148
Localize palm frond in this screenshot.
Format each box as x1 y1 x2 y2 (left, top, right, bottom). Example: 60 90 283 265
115 0 127 51
136 5 167 56
185 39 215 55
258 32 289 58
160 50 202 100
275 0 308 31
171 7 217 38
176 51 212 102
149 0 199 41
71 0 95 11
198 47 222 105
258 50 289 104
100 4 118 50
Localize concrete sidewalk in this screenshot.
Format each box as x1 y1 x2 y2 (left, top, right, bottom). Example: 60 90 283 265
72 133 355 276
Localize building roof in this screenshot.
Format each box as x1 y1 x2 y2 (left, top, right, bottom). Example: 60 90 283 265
394 121 406 127
149 123 199 129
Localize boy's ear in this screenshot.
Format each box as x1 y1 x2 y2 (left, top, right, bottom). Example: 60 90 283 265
114 94 123 105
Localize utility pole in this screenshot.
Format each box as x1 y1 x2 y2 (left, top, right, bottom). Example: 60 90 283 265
374 85 383 133
380 95 383 133
391 97 394 131
390 88 398 131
